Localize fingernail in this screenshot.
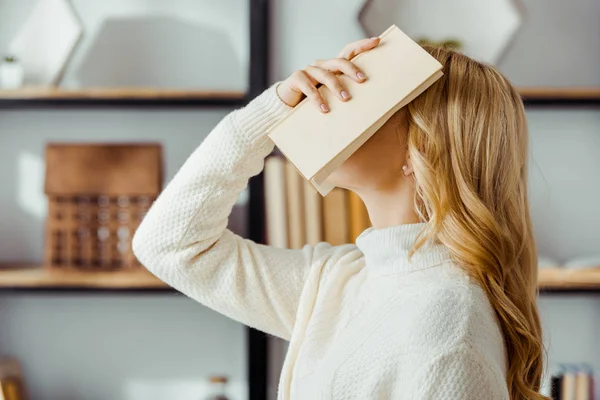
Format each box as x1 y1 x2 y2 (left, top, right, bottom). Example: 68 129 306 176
341 90 350 99
371 37 379 40
320 103 329 113
357 72 366 80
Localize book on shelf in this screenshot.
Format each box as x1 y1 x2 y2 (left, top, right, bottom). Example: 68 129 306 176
323 188 350 246
264 156 371 248
264 157 288 248
548 364 597 400
267 25 443 196
285 162 306 249
0 358 26 400
348 191 371 242
303 180 323 246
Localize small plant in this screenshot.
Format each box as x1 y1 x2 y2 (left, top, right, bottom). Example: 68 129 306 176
3 55 17 63
417 38 463 50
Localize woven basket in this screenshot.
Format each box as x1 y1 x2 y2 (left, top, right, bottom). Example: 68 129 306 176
44 143 163 270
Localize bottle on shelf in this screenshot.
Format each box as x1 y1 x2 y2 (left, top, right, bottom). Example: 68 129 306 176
205 375 229 400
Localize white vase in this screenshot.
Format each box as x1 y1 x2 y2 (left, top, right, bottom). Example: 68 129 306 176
0 60 25 89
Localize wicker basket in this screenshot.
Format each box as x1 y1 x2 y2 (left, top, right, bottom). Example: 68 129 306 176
44 143 163 270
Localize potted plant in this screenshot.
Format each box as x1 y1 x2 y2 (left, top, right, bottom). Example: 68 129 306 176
0 55 24 89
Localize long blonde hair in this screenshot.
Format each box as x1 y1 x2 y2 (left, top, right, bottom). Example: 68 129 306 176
407 46 547 400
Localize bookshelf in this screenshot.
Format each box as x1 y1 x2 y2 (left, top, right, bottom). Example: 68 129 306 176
0 0 271 398
0 265 597 292
0 87 597 108
0 87 247 107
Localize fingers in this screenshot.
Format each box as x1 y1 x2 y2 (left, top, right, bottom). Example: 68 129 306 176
287 36 379 113
292 70 329 113
305 65 350 102
338 37 380 60
312 58 366 83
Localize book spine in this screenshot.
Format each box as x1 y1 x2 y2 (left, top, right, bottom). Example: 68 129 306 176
551 375 563 400
575 372 591 400
563 372 576 400
264 157 288 248
348 191 370 242
285 161 305 249
303 180 323 246
323 188 349 246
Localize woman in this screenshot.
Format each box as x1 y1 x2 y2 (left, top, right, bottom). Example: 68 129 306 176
133 37 546 399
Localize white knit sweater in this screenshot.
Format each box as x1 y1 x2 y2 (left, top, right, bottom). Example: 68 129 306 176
132 85 510 400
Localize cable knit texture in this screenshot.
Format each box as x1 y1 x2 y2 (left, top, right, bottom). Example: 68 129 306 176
132 85 510 400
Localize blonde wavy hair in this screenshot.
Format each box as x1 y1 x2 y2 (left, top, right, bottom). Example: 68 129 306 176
407 46 547 400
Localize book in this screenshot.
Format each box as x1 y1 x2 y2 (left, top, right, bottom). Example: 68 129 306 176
285 161 306 249
348 191 370 242
323 188 349 246
562 371 576 400
551 375 563 400
267 25 443 195
575 371 591 400
303 180 323 246
264 157 288 249
0 358 26 400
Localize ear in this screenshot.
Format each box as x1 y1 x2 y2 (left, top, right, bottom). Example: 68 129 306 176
402 155 414 176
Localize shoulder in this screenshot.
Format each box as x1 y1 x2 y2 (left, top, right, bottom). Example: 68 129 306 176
404 271 503 353
408 340 510 400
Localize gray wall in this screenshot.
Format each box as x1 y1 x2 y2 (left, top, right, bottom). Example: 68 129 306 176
0 0 598 399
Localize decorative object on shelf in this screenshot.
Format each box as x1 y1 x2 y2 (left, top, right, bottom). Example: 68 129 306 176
44 143 163 270
0 56 24 89
268 25 442 196
8 0 83 86
0 358 28 400
205 375 229 400
73 16 244 91
358 0 524 63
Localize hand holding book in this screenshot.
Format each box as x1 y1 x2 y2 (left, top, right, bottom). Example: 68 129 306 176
269 26 443 196
275 37 380 110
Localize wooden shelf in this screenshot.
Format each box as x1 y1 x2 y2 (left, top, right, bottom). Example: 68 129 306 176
0 265 170 291
0 265 597 292
538 267 600 291
0 87 247 107
0 86 597 108
518 87 600 105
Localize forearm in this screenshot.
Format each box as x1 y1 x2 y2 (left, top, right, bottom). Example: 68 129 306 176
132 84 291 268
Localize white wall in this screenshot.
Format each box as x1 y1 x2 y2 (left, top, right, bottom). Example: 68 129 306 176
0 0 598 399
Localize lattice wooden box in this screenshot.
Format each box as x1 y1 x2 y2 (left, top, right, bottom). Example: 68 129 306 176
44 143 163 270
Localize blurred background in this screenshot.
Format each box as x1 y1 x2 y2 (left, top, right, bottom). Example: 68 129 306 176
0 0 598 399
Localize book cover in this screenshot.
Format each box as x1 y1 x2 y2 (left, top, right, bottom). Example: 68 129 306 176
348 191 370 242
323 188 349 246
574 371 591 400
264 157 288 249
267 25 443 195
285 161 306 249
562 372 576 400
551 375 563 400
303 180 323 246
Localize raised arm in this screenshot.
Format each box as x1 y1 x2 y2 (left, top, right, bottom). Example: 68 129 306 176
133 38 380 340
132 86 329 340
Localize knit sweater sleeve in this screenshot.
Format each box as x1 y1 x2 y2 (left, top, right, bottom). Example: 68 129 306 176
132 85 340 340
407 342 509 400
